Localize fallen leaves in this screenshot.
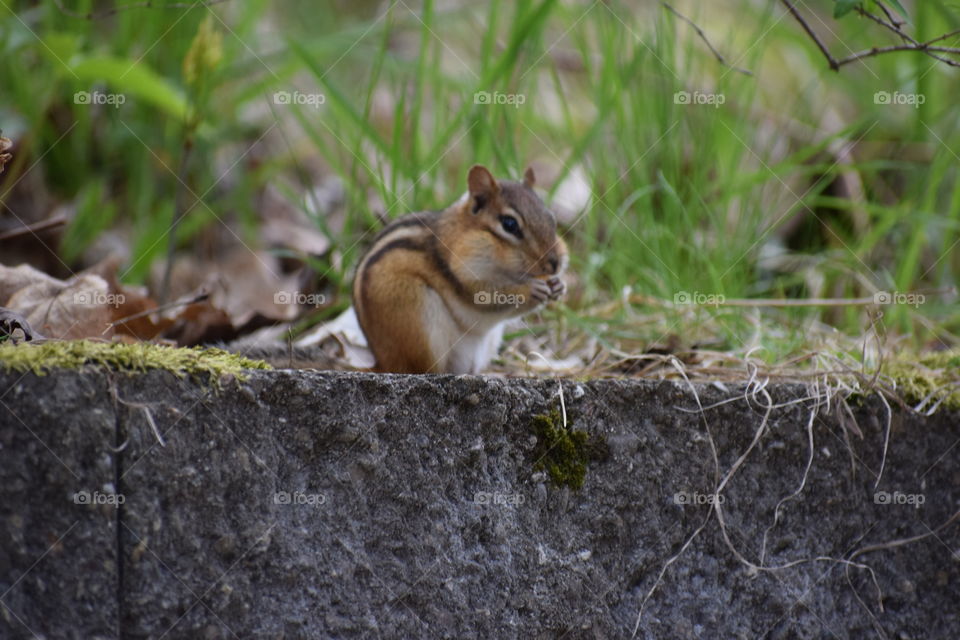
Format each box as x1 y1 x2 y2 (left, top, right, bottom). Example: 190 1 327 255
0 135 11 175
0 262 171 341
0 243 330 346
151 248 308 344
0 307 37 342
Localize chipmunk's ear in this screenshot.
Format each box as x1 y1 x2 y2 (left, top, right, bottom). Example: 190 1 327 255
523 166 536 188
468 165 499 214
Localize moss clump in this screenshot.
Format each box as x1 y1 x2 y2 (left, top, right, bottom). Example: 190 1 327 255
883 349 960 411
0 340 270 385
531 407 605 490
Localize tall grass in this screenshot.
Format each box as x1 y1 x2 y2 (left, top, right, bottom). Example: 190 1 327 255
1 0 957 359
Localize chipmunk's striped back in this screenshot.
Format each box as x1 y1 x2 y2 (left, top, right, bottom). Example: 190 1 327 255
351 166 567 373
352 211 442 322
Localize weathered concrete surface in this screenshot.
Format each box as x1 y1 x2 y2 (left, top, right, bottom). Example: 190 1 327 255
1 368 958 639
0 370 119 639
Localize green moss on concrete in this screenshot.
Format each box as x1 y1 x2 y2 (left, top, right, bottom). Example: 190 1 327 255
884 349 960 411
0 340 270 384
531 407 606 491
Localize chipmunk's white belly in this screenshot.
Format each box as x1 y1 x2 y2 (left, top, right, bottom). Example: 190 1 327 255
445 322 505 374
421 288 506 374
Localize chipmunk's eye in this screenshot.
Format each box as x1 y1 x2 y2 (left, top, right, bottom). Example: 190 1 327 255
499 215 522 238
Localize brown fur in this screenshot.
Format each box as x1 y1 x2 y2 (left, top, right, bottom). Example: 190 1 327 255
353 165 567 373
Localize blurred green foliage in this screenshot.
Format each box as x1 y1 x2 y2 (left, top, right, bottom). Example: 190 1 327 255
0 0 957 356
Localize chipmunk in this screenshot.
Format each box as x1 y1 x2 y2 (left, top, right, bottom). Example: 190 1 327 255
352 165 568 374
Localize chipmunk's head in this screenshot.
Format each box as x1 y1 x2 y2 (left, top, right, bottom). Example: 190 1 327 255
460 164 567 283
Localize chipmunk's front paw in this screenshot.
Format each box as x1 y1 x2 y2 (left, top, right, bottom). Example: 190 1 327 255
546 276 566 301
529 278 552 304
529 277 565 305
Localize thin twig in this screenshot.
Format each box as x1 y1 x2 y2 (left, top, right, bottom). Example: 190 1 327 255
781 0 839 70
873 392 893 491
760 391 819 565
631 357 720 638
159 139 194 305
101 291 209 335
857 7 917 45
923 27 960 46
857 10 960 69
692 287 954 307
874 1 905 31
835 44 960 68
114 394 166 447
783 0 960 70
0 215 67 241
661 2 753 76
851 509 960 560
53 0 229 20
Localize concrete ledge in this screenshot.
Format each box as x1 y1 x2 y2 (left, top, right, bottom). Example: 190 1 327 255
1 368 958 638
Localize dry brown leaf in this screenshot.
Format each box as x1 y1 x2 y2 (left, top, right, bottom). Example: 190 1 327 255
2 243 321 346
0 264 64 306
146 248 312 344
0 135 11 175
163 299 234 345
262 217 330 257
85 257 172 340
7 273 117 339
209 249 302 326
0 261 174 341
0 307 38 342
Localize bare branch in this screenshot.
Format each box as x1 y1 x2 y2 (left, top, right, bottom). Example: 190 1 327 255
874 1 905 31
0 215 67 242
783 0 960 71
857 7 917 44
835 44 960 69
53 0 229 20
856 7 960 67
661 2 753 76
781 0 840 70
923 27 960 46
